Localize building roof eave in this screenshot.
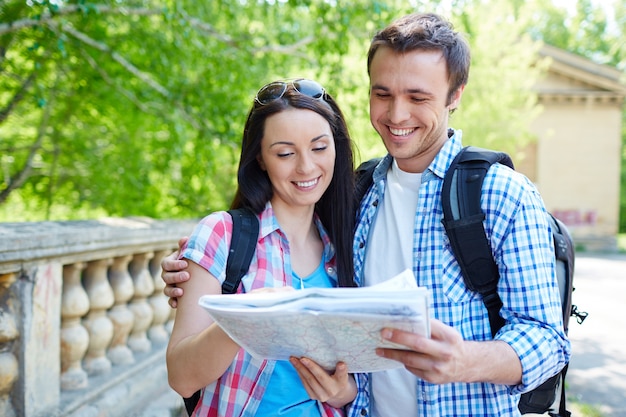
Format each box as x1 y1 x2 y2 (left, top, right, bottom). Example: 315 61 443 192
539 44 626 95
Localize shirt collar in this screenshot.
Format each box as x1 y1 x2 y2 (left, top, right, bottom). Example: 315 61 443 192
258 201 335 261
428 128 464 180
371 128 464 183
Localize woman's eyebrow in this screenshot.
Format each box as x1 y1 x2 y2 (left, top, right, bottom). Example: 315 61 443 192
268 134 329 148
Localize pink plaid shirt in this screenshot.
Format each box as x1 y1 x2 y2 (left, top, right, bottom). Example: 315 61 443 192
182 202 344 417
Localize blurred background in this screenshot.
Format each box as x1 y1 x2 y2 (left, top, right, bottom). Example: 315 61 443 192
1 2 625 416
1 0 625 250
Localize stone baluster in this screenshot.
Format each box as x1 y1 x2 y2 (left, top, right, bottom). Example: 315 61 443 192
107 255 135 365
166 302 176 334
148 250 171 344
128 252 155 352
60 263 90 390
82 259 115 375
0 273 19 417
160 248 177 332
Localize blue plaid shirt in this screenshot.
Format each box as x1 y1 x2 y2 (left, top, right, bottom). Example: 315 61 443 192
346 130 571 416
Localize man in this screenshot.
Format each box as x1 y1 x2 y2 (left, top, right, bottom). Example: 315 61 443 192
161 12 570 416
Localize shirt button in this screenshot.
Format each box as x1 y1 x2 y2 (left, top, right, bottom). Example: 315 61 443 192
372 199 379 207
360 409 368 416
326 267 335 275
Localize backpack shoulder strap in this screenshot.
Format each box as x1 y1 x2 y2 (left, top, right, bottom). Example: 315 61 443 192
222 207 259 294
441 146 513 337
354 157 382 206
183 207 259 415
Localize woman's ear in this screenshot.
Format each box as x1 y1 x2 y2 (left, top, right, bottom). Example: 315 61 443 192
257 154 266 171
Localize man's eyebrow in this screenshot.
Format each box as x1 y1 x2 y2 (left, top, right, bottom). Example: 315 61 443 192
370 84 390 92
371 84 432 95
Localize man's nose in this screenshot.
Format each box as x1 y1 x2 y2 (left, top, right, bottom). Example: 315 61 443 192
387 99 411 124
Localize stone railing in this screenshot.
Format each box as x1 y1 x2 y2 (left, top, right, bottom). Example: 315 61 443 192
0 217 198 417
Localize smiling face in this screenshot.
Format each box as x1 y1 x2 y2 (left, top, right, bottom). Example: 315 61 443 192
369 46 464 173
258 108 336 212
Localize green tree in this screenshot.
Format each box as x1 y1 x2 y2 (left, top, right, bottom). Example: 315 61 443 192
449 0 546 157
0 0 393 220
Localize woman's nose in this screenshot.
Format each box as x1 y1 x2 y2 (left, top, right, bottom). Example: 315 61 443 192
296 153 315 174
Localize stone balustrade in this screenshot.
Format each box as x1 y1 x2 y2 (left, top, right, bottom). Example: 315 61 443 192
0 217 198 417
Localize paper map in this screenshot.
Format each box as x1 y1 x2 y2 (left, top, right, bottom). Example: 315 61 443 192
198 269 430 372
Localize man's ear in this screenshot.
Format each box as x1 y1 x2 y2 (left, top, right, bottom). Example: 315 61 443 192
448 85 465 111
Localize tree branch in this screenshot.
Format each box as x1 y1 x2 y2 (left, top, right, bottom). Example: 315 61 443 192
179 9 239 48
2 4 315 61
46 20 171 98
0 84 54 205
256 36 315 61
79 48 152 113
178 8 315 60
0 72 36 124
79 47 204 131
0 4 164 36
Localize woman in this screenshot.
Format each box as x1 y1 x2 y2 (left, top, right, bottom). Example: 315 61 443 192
166 79 357 416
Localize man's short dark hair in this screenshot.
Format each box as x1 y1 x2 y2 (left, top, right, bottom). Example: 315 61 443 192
367 12 471 106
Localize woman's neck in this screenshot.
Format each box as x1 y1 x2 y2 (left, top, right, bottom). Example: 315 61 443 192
271 200 323 278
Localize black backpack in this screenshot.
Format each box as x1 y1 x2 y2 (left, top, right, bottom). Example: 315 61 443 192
183 207 259 416
355 147 587 417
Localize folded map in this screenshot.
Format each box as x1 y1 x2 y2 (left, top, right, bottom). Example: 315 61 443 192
198 269 430 372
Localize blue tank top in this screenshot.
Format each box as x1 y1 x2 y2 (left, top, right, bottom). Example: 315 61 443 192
255 259 333 416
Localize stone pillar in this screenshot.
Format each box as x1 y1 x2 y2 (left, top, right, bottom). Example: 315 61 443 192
60 263 90 390
0 273 19 417
128 252 155 352
148 250 171 344
107 255 135 365
82 259 115 375
23 263 63 417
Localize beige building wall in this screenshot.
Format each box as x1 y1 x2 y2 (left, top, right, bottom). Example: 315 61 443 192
522 45 626 251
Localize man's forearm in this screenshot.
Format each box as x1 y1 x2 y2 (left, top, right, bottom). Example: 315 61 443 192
463 340 522 385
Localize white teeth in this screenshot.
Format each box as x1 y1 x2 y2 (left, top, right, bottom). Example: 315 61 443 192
390 127 414 136
296 178 318 187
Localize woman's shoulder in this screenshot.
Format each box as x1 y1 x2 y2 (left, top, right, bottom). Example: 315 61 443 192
198 210 233 228
183 211 235 272
188 210 235 245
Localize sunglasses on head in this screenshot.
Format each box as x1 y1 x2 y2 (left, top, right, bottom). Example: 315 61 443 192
254 79 326 106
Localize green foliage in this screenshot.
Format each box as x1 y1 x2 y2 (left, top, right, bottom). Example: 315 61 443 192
0 0 390 220
447 1 545 157
526 0 625 71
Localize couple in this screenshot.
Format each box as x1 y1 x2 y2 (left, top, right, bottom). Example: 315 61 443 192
164 12 571 417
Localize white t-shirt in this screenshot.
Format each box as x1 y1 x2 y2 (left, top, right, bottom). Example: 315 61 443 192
364 159 421 417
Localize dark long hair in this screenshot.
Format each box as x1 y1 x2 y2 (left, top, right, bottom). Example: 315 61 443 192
231 82 356 287
367 12 471 106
